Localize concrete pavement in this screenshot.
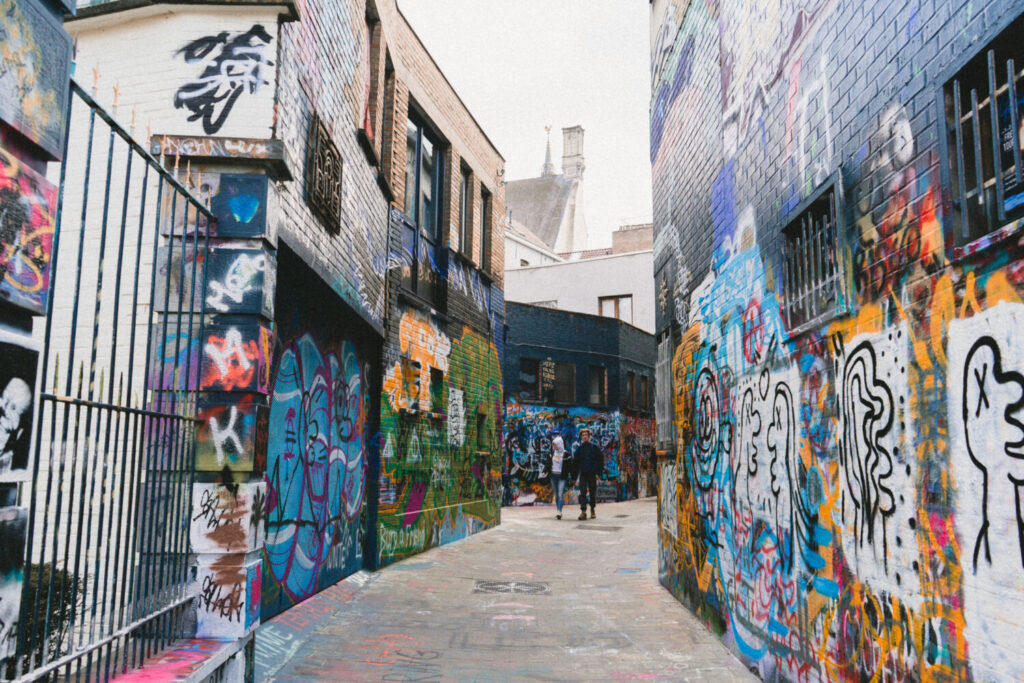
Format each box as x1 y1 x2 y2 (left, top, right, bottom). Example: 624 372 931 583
254 498 756 682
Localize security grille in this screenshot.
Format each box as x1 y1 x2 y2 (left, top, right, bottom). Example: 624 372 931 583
944 15 1024 245
472 581 550 595
780 184 841 334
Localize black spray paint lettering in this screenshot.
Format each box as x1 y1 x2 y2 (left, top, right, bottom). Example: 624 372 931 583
839 341 896 551
174 25 274 135
962 336 1024 571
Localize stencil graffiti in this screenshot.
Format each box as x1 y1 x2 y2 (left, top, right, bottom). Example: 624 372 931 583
174 25 275 135
0 331 39 482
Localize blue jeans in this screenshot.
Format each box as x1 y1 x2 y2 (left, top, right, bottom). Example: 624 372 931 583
551 474 567 512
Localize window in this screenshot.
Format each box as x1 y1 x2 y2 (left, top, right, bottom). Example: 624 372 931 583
458 165 472 254
429 367 444 413
599 295 633 323
943 15 1024 245
640 375 650 411
518 358 540 400
480 187 492 270
588 366 607 405
626 371 637 410
361 17 375 138
401 358 421 411
554 362 575 403
780 183 841 333
403 116 442 240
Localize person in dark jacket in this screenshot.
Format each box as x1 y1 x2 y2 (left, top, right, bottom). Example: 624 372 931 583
574 427 604 519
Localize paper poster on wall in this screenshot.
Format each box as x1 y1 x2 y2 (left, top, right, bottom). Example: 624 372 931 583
0 329 40 483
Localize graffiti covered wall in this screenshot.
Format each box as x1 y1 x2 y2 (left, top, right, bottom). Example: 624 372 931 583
262 250 377 619
502 402 655 506
377 309 502 566
651 0 1024 680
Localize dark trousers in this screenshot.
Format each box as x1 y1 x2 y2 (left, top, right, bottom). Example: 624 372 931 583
579 473 598 511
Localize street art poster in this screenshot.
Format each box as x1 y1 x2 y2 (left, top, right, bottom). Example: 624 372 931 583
0 505 27 661
0 0 71 159
0 329 40 483
196 554 261 638
0 144 57 315
160 173 272 241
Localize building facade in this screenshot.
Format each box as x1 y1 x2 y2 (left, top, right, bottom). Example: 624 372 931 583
652 0 1024 680
502 302 655 507
0 0 504 675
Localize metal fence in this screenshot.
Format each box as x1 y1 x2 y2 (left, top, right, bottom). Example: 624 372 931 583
11 79 213 681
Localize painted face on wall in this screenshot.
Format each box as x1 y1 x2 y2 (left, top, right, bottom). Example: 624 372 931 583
0 378 31 456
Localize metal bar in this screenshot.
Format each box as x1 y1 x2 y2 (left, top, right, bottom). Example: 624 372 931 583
971 89 987 231
954 80 970 240
71 116 119 668
989 50 1006 222
125 171 167 673
1010 59 1022 187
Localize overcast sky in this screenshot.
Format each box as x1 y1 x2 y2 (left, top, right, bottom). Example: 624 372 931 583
397 0 653 249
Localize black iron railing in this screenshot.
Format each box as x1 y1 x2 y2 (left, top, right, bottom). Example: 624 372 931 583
12 79 213 682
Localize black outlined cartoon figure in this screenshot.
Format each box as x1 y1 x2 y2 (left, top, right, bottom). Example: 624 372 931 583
962 336 1024 571
174 25 274 135
839 341 896 549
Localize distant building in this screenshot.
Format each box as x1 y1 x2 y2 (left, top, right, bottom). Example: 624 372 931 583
501 303 656 507
504 223 655 333
504 126 589 258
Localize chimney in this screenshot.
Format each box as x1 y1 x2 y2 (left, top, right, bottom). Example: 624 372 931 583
561 125 585 180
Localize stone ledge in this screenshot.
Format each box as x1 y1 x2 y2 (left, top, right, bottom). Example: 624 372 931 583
112 636 248 682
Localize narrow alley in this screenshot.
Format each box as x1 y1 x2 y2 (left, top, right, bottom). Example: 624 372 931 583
254 499 753 682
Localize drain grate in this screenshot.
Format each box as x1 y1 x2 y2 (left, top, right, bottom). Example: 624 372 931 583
614 514 629 518
575 525 623 532
473 580 551 595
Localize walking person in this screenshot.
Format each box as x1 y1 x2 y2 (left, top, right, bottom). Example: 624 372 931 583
574 427 604 520
548 431 568 519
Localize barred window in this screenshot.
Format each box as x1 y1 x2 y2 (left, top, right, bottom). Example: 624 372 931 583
781 184 841 333
944 14 1024 246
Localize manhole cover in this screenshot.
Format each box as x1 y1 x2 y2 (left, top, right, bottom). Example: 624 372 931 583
575 525 623 532
473 580 551 595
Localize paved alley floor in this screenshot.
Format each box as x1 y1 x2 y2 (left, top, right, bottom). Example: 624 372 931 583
254 498 756 682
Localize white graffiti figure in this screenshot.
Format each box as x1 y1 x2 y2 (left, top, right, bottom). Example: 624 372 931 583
207 254 265 312
205 328 252 377
209 406 244 466
962 336 1024 571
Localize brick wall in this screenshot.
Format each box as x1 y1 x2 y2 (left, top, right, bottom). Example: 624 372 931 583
501 303 655 506
651 1 1024 680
